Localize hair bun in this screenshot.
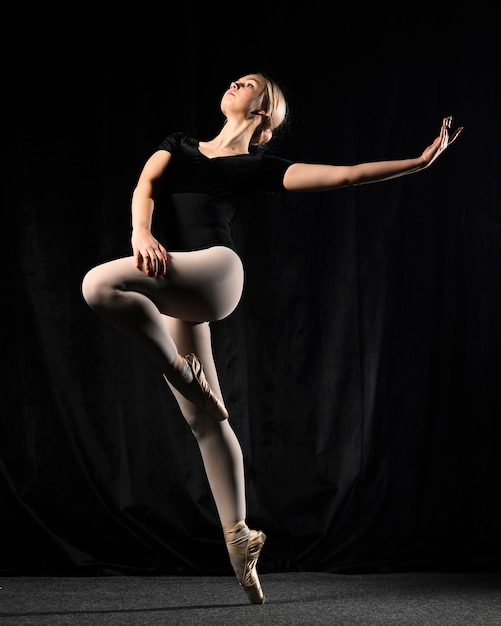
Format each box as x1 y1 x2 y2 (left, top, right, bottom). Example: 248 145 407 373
251 129 273 145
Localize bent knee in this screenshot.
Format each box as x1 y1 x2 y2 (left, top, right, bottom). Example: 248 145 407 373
82 268 100 306
81 266 115 308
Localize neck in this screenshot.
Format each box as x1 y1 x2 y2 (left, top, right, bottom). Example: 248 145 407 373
208 118 260 154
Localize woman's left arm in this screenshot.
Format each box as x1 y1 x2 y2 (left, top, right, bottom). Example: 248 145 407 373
283 116 463 192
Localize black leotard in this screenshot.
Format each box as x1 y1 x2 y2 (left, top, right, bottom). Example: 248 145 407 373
156 132 293 252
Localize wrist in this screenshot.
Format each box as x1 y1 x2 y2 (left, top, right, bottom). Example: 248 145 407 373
132 225 151 234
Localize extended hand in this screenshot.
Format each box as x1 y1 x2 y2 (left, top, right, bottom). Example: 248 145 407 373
422 116 463 168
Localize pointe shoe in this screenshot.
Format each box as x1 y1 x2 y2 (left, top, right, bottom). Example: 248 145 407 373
185 353 229 421
227 529 267 605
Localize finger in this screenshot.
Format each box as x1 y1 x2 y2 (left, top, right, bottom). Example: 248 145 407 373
160 254 168 276
152 247 168 276
436 119 447 149
154 246 168 276
143 250 159 276
440 125 449 149
150 252 164 277
153 255 163 277
138 254 149 273
142 254 154 276
449 127 463 145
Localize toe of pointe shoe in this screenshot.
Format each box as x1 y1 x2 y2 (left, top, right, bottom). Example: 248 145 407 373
242 581 265 605
241 530 266 605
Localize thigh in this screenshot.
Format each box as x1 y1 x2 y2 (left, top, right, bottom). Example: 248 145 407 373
88 247 244 323
164 246 245 321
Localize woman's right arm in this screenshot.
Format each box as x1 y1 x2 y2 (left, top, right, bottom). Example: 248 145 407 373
131 150 172 277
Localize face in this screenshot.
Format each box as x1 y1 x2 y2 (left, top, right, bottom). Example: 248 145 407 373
220 74 267 118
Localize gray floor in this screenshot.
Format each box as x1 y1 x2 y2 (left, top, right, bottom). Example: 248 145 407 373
1 571 500 625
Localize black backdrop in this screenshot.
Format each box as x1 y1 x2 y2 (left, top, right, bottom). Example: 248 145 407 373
3 4 500 576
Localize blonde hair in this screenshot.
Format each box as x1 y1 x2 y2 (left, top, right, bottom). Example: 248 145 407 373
251 72 288 145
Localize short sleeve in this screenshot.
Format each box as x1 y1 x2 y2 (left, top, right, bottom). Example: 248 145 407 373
157 132 184 154
259 153 293 191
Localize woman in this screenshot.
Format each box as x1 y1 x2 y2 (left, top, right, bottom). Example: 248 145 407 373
82 73 462 604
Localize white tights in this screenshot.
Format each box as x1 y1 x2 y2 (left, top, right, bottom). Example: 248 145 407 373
81 246 247 527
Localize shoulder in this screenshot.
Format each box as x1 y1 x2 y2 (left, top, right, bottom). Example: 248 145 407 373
260 151 294 177
240 150 294 191
157 132 198 154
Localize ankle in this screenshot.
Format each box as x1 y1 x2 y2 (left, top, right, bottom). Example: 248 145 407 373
223 520 249 546
164 354 193 388
172 354 193 382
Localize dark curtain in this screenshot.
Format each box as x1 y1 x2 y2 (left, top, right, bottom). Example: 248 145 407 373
3 4 500 576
